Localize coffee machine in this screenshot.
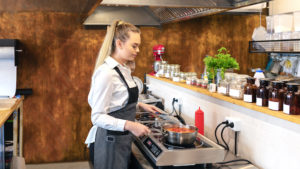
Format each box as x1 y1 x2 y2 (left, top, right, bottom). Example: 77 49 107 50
150 44 165 75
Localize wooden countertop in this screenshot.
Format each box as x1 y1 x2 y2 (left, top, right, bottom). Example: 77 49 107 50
148 75 300 125
0 98 23 126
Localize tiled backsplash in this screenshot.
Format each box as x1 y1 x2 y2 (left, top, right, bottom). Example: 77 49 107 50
147 76 300 169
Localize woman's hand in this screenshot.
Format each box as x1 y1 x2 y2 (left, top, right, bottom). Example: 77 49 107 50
138 102 162 114
124 121 150 137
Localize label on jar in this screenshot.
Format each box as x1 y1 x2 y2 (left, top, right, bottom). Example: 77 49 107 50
230 89 240 98
172 77 180 82
243 94 252 102
186 80 191 85
256 98 262 106
269 101 279 111
283 104 290 114
218 87 226 94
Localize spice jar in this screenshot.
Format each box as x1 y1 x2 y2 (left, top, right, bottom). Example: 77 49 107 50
196 79 203 87
229 74 248 99
191 77 197 86
201 80 208 89
283 83 299 115
179 72 186 83
243 77 257 103
256 78 270 107
186 77 192 85
268 81 285 111
218 73 236 96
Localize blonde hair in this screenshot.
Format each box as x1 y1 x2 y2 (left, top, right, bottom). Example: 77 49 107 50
93 20 140 72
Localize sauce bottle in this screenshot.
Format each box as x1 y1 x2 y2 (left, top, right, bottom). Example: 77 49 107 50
244 77 257 103
283 83 299 115
268 81 285 111
256 78 270 107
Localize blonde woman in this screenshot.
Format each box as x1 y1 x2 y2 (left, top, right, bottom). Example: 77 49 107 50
85 20 160 169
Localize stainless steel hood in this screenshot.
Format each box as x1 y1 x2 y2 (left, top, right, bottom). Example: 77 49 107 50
83 0 270 29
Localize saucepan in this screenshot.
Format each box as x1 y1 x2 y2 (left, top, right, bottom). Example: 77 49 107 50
162 124 198 145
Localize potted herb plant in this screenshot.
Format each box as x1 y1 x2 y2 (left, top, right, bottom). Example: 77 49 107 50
203 47 239 85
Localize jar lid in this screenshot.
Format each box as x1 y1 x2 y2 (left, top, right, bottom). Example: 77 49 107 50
247 77 255 84
259 78 270 86
271 81 284 88
286 83 299 92
256 70 263 73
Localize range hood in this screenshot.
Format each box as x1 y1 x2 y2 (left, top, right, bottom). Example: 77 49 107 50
83 0 270 29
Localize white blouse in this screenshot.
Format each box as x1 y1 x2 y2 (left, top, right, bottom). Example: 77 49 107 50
85 57 137 146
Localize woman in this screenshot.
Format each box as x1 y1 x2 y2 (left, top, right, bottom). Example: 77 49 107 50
85 20 161 169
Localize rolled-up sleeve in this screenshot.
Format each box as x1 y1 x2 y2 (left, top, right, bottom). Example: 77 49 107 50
88 69 126 131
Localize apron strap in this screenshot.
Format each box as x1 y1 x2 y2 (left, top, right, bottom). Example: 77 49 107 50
114 67 130 89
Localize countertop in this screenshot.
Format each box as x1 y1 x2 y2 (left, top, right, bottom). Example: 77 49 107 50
147 75 300 125
0 98 23 126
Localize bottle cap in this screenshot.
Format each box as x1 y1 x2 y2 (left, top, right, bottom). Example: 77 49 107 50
286 83 299 92
256 70 263 72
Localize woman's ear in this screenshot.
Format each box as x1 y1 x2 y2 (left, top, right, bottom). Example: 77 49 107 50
116 39 123 50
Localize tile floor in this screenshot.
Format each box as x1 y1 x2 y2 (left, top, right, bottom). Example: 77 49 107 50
26 161 91 169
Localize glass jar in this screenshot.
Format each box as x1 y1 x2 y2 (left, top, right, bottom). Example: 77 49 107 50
190 72 197 79
164 64 172 78
201 80 208 89
186 77 192 85
283 83 299 115
272 33 282 52
243 77 257 103
218 73 236 96
191 77 197 86
171 64 180 78
229 74 248 99
172 75 180 82
196 79 203 87
268 81 285 111
159 63 167 77
256 78 270 107
179 72 186 83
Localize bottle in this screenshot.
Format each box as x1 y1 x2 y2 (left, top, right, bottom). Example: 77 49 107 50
256 78 270 107
195 107 204 135
283 83 299 115
268 81 285 111
253 69 265 87
244 77 257 103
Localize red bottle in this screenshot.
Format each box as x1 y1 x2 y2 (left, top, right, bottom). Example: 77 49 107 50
195 107 204 135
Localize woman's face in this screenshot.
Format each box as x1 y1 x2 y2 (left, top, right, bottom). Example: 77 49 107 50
118 31 141 62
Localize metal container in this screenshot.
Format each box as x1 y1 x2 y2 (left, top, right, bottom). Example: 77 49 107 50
162 124 198 145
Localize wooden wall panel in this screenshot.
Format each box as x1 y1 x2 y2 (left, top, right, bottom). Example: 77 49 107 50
0 10 267 163
136 14 268 79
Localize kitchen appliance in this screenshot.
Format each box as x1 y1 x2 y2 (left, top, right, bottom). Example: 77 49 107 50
134 111 225 168
150 45 165 75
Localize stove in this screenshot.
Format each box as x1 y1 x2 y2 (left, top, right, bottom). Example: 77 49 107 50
134 112 226 167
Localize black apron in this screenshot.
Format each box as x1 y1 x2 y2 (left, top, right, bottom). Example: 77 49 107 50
93 67 139 169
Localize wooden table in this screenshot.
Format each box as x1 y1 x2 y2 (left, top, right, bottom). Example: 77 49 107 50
0 98 23 156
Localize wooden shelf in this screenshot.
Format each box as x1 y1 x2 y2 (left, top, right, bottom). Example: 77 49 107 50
148 75 300 125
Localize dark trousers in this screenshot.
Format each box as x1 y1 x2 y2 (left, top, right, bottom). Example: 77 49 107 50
89 143 94 167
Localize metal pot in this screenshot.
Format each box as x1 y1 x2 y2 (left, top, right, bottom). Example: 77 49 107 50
162 124 198 145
